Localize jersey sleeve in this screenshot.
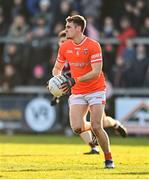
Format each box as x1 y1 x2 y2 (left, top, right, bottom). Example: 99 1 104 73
90 42 103 63
56 45 66 63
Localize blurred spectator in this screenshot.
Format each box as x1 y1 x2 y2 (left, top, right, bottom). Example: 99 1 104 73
0 8 8 60
140 16 149 37
0 8 8 36
26 0 40 17
0 0 13 23
29 14 50 41
51 22 65 37
80 0 102 21
7 14 29 40
33 0 54 29
122 39 136 67
116 16 137 56
26 15 52 85
28 64 47 85
103 44 116 83
129 44 149 87
11 0 28 20
0 64 22 91
124 0 147 31
114 43 146 88
54 0 73 25
101 16 118 38
3 43 21 65
86 16 99 41
112 56 127 87
2 43 27 84
72 0 82 14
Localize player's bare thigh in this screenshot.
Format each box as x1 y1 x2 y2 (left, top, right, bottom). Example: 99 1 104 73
69 91 106 132
90 104 105 129
69 104 88 133
85 91 106 129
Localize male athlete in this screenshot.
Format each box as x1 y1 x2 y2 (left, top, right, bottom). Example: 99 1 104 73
51 30 127 156
52 15 115 168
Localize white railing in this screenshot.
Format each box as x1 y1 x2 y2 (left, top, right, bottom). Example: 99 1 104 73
0 86 149 96
0 36 149 45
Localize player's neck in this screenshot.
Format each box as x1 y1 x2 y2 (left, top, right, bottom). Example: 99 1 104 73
73 34 86 45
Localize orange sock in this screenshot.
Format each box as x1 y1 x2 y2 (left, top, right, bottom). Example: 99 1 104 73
104 152 112 160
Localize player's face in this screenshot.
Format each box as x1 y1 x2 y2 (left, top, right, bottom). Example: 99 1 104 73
65 22 77 39
58 36 67 46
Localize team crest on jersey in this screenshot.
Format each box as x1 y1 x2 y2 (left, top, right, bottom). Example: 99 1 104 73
83 48 89 55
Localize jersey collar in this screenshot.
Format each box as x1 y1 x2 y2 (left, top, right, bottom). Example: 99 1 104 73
71 36 88 46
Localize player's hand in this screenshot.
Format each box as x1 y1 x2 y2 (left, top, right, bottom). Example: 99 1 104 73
51 96 60 106
60 74 75 94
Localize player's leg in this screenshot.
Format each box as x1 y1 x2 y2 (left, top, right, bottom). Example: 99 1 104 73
86 91 114 168
90 105 109 153
103 112 127 137
90 104 115 168
69 94 99 154
81 121 99 154
69 104 98 150
69 103 88 133
103 112 116 127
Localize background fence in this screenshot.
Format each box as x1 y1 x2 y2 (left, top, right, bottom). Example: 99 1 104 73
0 86 149 135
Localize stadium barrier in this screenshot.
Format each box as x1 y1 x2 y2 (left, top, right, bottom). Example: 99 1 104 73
0 86 69 134
1 36 149 44
0 86 149 135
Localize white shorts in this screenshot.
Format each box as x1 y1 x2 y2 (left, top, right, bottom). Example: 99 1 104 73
69 91 106 106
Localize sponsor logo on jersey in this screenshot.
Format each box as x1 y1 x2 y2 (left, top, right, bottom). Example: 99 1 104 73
69 62 90 68
91 53 101 59
66 50 73 53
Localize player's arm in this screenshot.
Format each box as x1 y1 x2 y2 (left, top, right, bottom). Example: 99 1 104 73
52 44 66 76
77 62 102 82
52 61 64 76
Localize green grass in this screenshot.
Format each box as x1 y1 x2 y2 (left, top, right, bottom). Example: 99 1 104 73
0 135 149 179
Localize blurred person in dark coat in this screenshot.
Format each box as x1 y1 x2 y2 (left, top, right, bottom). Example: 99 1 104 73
27 15 52 85
0 63 22 92
130 44 149 87
3 43 27 85
140 16 149 37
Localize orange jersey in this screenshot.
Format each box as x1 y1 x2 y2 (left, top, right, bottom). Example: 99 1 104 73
57 36 106 94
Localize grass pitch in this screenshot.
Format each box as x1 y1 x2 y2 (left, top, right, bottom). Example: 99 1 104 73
0 134 149 179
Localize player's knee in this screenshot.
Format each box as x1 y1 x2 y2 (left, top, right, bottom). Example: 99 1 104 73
73 128 82 135
92 125 103 134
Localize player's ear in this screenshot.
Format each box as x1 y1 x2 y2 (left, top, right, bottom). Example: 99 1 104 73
76 26 81 32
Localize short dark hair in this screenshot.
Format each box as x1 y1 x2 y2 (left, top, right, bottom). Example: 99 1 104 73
66 15 86 32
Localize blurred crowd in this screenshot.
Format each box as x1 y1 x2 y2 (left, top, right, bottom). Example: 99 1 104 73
0 0 149 91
